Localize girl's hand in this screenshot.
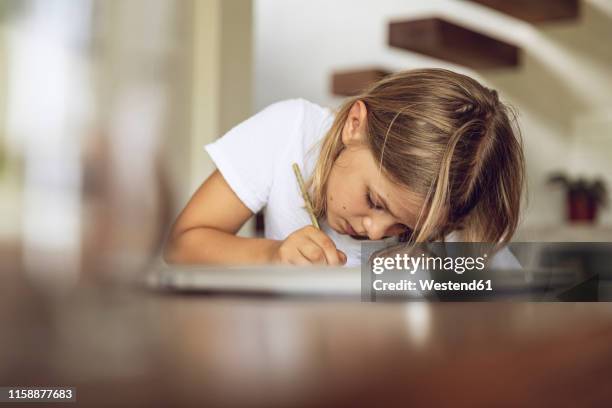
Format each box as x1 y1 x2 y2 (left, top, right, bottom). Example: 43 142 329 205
270 226 347 266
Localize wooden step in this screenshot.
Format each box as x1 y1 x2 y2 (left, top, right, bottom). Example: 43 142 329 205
469 0 579 23
388 18 520 69
331 68 391 96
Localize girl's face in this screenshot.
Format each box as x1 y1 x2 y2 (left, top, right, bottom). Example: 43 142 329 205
325 101 423 240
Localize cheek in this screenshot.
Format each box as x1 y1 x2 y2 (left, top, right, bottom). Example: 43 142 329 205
327 190 349 216
386 224 405 236
326 168 364 215
337 189 363 215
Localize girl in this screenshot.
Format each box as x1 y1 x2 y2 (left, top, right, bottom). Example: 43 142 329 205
164 68 524 267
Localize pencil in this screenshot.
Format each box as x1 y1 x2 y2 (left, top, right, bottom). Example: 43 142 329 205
292 163 320 229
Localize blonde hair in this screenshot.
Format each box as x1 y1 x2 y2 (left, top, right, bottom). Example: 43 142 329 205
306 68 525 245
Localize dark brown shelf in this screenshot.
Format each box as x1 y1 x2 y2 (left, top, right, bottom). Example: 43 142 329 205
469 0 579 23
331 68 391 96
388 17 520 69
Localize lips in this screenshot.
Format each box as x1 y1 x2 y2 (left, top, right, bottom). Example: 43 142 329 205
344 222 369 240
344 222 357 235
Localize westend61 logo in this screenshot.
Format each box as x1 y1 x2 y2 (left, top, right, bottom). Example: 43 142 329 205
371 253 488 275
360 242 499 301
361 242 612 301
366 251 493 297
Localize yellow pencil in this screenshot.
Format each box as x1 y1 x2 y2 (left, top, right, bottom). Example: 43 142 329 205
292 163 320 229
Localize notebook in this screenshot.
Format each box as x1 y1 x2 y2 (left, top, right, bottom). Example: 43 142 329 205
146 264 362 296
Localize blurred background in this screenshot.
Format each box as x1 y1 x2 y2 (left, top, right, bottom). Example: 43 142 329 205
1 0 611 288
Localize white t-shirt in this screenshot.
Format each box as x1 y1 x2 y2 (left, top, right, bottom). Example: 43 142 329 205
204 99 520 269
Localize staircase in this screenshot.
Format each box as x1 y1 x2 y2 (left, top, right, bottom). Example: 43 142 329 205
331 0 580 96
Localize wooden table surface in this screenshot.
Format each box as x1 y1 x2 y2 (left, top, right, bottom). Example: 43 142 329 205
2 267 612 408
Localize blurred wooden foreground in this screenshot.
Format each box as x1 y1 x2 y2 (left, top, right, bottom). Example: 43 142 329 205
2 264 612 408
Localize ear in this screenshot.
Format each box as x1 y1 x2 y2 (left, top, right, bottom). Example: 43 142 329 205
341 100 368 146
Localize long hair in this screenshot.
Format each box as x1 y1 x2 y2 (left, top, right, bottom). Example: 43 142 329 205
306 68 525 245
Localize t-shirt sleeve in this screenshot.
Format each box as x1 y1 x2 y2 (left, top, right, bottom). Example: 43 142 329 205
204 99 305 213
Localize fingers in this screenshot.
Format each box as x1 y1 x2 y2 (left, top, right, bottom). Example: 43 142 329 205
290 251 312 266
302 226 347 266
297 243 327 265
276 226 348 266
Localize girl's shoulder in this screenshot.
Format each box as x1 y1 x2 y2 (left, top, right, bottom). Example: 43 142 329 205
261 98 334 149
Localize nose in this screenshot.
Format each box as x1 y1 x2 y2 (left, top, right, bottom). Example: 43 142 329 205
362 215 394 241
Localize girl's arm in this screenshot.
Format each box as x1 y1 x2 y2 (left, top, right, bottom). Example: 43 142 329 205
163 170 280 265
165 170 346 266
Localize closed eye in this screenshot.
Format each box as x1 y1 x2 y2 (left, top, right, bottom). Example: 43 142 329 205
365 190 385 211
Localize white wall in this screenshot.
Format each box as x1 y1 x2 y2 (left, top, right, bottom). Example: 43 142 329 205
571 109 612 225
0 21 21 241
254 0 612 231
188 0 254 236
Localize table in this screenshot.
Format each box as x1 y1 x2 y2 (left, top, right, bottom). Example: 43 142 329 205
2 267 612 407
